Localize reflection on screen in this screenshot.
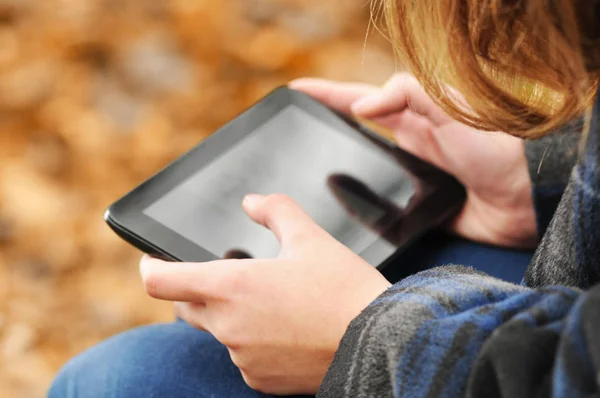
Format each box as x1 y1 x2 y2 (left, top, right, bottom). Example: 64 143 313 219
144 105 414 260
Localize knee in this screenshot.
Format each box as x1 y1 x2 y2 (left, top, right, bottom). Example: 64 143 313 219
48 339 132 398
47 326 165 398
47 322 218 398
47 356 81 398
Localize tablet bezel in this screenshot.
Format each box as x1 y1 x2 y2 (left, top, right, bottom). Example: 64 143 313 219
105 86 465 268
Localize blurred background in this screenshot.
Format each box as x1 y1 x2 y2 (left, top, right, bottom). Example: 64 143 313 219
0 0 394 396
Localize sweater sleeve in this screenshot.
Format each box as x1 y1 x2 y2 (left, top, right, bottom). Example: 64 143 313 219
316 266 600 398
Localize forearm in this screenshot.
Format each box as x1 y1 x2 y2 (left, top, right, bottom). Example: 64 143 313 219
317 266 527 397
317 266 599 398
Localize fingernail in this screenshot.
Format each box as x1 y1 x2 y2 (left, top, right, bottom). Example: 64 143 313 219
352 94 382 114
243 194 264 210
287 80 304 89
139 258 150 277
139 255 156 277
287 78 318 89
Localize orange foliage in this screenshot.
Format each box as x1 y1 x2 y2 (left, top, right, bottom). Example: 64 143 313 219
0 1 393 396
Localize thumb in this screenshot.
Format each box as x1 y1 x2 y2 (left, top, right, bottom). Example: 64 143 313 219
288 78 378 115
242 194 324 247
352 73 450 126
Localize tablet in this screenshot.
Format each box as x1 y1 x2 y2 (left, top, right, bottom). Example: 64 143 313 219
105 86 465 270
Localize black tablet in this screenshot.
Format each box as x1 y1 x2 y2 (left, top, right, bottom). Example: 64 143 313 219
105 86 465 271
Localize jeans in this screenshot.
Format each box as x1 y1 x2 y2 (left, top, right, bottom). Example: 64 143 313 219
48 232 533 398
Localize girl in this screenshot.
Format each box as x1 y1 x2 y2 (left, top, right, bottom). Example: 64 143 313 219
50 1 600 396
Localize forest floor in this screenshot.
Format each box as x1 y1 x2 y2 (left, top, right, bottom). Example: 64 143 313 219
0 1 394 396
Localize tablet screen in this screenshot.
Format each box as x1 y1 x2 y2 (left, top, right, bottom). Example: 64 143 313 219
143 105 415 260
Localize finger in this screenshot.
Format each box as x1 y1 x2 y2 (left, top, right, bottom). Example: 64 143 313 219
139 255 247 302
373 110 431 136
288 78 379 115
371 112 447 170
174 302 209 332
242 194 324 247
352 73 449 126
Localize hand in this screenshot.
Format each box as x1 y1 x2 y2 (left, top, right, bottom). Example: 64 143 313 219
140 194 391 395
289 74 538 249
